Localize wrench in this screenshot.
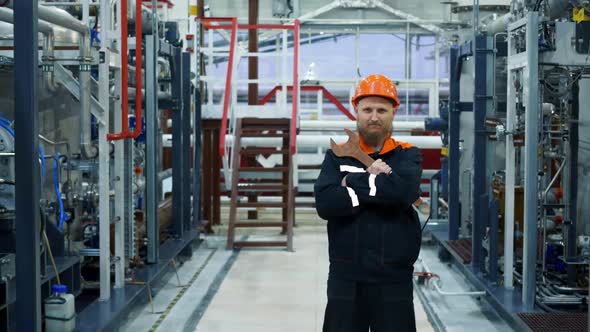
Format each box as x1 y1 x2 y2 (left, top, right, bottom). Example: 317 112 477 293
330 129 423 207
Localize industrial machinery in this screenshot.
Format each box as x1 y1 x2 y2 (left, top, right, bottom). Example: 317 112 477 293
0 1 200 331
425 0 590 329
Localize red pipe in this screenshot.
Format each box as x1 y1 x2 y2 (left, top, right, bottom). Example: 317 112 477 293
108 0 130 140
108 0 143 140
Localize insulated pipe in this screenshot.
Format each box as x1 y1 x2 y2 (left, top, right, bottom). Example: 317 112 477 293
546 0 570 20
229 135 443 149
2 1 97 158
0 8 57 91
299 120 425 131
3 1 88 35
0 7 52 34
161 134 443 149
483 13 513 35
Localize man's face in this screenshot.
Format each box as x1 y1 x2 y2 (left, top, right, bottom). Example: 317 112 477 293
355 96 396 147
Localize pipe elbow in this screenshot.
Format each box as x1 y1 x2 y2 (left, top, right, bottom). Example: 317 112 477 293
81 143 98 159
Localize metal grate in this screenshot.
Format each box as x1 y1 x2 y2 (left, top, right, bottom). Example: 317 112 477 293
518 313 588 332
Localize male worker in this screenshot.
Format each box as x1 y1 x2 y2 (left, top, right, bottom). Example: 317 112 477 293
314 74 423 332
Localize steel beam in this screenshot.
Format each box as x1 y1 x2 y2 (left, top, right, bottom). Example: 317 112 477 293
172 47 184 237
193 87 202 227
472 35 491 271
146 34 159 263
14 1 41 330
182 52 192 232
522 12 539 311
448 46 460 241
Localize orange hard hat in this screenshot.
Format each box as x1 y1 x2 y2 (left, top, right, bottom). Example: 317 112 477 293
351 74 400 108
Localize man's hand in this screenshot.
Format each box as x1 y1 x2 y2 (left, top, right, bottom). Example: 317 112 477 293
341 175 348 187
367 159 391 175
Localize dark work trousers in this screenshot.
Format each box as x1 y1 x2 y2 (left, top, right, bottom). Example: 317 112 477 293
322 278 416 332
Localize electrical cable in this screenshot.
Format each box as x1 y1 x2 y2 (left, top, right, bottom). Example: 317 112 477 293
42 230 61 285
0 117 45 184
421 215 431 233
53 153 66 231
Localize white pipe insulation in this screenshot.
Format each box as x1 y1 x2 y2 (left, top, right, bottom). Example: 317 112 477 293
161 134 443 149
299 120 425 131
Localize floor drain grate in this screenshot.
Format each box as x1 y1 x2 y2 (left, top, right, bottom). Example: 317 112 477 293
518 312 587 332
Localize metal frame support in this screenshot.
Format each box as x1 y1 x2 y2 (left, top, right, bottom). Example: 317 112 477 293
430 172 440 220
192 100 202 224
488 198 499 283
101 0 123 290
98 0 112 300
448 46 460 241
504 38 517 290
14 1 42 330
146 34 159 263
172 47 184 237
182 52 192 232
522 12 539 310
472 35 493 272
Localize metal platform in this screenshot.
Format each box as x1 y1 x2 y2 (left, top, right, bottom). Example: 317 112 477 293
518 312 588 332
76 228 199 332
431 229 534 332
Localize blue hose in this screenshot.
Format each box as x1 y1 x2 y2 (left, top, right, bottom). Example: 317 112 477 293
54 153 66 231
0 117 46 185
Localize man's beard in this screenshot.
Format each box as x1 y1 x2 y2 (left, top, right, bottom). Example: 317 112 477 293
357 122 392 147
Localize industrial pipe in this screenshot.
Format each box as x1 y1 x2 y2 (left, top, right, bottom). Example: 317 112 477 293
161 134 443 149
1 1 97 157
108 0 143 141
417 257 487 297
108 0 130 140
231 134 443 149
3 1 88 35
482 13 513 34
128 87 172 101
299 120 425 131
0 8 57 91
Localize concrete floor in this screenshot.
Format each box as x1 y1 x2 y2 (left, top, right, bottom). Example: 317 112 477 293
117 208 514 332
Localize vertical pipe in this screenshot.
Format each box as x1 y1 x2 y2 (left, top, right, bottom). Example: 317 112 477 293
79 33 97 158
98 75 111 300
522 12 539 311
131 0 143 138
434 35 440 117
567 82 579 285
405 22 410 117
193 80 202 227
448 47 460 241
172 47 184 237
146 35 159 263
182 52 192 231
107 0 130 140
489 198 499 282
472 35 488 271
431 175 439 219
355 26 360 79
14 1 41 330
504 36 516 290
291 20 299 155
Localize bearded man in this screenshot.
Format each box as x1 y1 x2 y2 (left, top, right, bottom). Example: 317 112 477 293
314 74 423 332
